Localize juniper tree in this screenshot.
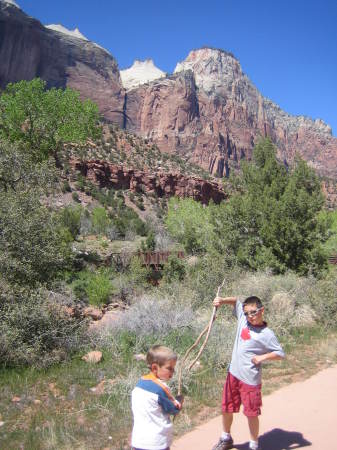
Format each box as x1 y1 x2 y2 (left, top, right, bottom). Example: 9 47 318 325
210 138 330 275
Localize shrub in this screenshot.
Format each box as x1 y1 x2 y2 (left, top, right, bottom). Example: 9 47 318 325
0 282 88 368
72 191 80 203
127 256 150 288
162 255 186 283
166 197 213 254
86 271 113 306
59 205 83 240
72 270 113 306
61 180 72 193
112 295 195 336
91 207 110 235
0 190 73 286
112 207 147 237
229 270 337 334
140 231 156 251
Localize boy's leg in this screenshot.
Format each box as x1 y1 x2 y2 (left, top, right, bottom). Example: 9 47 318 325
212 373 240 449
222 411 233 433
247 415 259 441
240 382 262 449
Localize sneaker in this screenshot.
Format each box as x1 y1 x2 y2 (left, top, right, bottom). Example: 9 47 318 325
249 444 260 450
212 437 234 450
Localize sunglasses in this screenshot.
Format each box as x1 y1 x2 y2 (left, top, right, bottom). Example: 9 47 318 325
244 308 262 318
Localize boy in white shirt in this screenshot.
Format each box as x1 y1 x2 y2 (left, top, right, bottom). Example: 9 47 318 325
131 345 183 450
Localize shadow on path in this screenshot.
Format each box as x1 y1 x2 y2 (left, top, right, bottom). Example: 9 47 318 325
235 428 312 449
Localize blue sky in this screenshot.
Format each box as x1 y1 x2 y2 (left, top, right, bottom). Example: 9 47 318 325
17 0 337 136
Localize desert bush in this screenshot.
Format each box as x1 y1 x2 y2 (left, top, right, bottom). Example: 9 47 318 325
155 229 174 251
0 282 88 368
127 256 151 288
61 180 72 193
80 212 92 236
202 319 236 369
140 231 156 251
72 269 113 306
59 205 83 240
185 252 237 308
111 206 147 237
91 207 110 235
72 191 80 203
229 270 337 335
162 255 186 283
166 197 214 254
0 190 73 286
112 295 195 337
309 272 337 327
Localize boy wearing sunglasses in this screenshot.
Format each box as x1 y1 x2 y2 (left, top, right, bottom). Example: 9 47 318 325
212 295 285 450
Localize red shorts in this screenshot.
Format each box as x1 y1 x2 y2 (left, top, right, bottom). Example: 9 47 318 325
222 372 262 417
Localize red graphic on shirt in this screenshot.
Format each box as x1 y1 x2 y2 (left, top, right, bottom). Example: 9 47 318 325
241 327 251 340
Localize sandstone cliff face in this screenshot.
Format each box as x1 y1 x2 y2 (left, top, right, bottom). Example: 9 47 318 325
71 159 227 205
0 1 125 125
125 70 201 155
124 48 337 179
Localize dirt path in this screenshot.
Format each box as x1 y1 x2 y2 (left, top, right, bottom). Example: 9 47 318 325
172 365 336 450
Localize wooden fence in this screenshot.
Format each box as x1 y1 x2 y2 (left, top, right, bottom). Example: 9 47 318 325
105 250 185 269
328 254 337 265
137 251 185 269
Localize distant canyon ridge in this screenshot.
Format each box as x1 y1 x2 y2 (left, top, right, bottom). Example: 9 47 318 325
1 0 337 181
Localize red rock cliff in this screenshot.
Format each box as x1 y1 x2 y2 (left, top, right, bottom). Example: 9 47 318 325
71 159 227 205
124 48 337 179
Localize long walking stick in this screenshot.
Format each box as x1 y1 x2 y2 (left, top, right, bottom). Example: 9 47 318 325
177 277 226 396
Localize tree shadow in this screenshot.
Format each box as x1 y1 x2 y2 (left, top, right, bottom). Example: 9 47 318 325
235 428 311 449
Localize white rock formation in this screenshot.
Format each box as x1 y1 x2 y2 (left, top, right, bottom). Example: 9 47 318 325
45 24 88 41
120 59 166 90
2 0 20 8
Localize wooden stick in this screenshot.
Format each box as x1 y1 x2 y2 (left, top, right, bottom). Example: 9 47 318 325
177 277 226 395
187 278 226 371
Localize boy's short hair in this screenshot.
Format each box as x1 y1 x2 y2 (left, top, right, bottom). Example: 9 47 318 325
243 296 263 308
146 345 177 369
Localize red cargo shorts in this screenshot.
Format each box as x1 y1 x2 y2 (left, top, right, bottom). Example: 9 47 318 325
222 372 262 417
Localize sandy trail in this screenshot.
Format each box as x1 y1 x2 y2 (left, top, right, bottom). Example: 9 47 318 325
172 365 336 450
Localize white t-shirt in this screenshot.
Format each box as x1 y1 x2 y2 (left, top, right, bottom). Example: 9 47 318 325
229 300 285 385
131 376 180 450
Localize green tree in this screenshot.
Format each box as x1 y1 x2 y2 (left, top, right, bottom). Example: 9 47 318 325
209 138 330 275
91 207 110 235
165 197 214 254
162 254 186 283
59 205 83 240
0 78 101 165
0 189 73 285
0 140 74 286
140 231 156 251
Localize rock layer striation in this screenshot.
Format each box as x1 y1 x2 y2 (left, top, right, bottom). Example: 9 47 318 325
125 48 337 179
71 159 227 205
0 1 124 125
0 4 336 180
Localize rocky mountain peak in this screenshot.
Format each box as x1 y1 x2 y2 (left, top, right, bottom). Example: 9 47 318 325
45 24 88 41
174 47 243 94
120 59 166 91
1 0 20 8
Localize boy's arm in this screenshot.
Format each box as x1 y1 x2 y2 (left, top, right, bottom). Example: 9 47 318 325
252 352 284 365
158 394 181 415
213 296 237 307
252 331 285 365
